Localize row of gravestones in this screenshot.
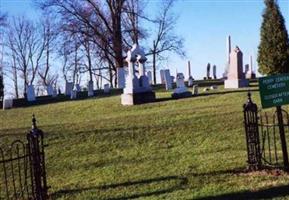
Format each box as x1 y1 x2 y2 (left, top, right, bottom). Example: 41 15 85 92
3 82 111 110
3 44 252 108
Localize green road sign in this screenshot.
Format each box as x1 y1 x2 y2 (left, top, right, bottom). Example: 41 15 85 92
259 74 289 109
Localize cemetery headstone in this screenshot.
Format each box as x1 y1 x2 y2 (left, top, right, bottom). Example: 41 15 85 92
171 76 175 83
3 98 13 110
223 35 232 79
147 71 153 85
104 84 110 94
160 70 165 84
213 65 217 79
121 44 156 105
75 84 81 92
27 85 36 102
172 73 192 99
224 46 249 88
88 80 94 97
65 82 73 96
46 84 53 96
117 67 126 89
206 63 211 79
187 61 194 87
244 64 249 75
164 69 173 90
70 85 78 99
52 87 57 97
193 85 198 95
245 55 256 79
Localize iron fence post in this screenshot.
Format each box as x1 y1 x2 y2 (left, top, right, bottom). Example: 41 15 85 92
243 92 261 170
27 115 48 200
276 106 289 171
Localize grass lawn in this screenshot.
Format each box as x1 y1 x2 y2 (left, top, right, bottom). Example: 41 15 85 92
1 83 289 200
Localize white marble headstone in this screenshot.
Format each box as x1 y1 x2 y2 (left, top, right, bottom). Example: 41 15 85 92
3 98 13 110
52 87 57 97
104 84 110 93
173 73 188 94
70 85 78 99
65 82 73 96
193 85 198 95
27 85 36 102
117 67 126 89
160 70 165 84
188 77 194 87
88 81 94 97
46 85 53 96
147 71 152 85
164 69 173 90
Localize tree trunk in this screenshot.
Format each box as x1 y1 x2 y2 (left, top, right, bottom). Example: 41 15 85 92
12 54 19 98
153 51 156 85
152 40 157 85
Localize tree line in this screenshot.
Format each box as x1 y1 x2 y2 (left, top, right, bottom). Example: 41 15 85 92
0 0 185 99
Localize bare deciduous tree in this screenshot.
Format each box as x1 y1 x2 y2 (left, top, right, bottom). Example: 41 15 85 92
5 17 45 97
148 0 185 84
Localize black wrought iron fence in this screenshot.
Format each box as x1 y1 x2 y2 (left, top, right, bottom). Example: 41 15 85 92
0 115 48 200
243 92 289 171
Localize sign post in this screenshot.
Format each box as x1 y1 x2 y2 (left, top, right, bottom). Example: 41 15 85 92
259 74 289 171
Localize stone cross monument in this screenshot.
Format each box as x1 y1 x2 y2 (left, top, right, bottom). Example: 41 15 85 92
224 46 249 88
121 44 155 105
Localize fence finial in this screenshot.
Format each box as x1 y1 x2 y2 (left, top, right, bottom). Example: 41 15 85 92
247 90 252 103
32 114 37 129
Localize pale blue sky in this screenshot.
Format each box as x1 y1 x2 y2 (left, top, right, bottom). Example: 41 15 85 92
1 0 289 83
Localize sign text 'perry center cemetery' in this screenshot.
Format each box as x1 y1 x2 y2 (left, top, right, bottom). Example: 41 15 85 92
259 74 289 109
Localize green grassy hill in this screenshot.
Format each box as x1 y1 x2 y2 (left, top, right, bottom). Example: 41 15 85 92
1 84 289 200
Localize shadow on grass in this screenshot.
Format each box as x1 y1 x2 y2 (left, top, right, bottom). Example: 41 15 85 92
191 167 289 200
195 184 289 200
51 175 188 200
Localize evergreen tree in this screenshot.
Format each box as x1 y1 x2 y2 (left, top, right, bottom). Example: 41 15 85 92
258 0 289 75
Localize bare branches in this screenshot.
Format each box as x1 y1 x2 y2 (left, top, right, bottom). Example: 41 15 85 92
148 0 185 84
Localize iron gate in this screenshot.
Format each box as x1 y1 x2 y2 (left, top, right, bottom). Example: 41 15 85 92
244 92 289 170
0 115 48 200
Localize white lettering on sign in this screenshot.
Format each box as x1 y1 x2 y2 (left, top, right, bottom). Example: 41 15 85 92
267 82 286 89
273 98 283 104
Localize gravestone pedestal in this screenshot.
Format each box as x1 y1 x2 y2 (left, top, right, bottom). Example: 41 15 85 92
121 91 156 105
225 79 249 88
